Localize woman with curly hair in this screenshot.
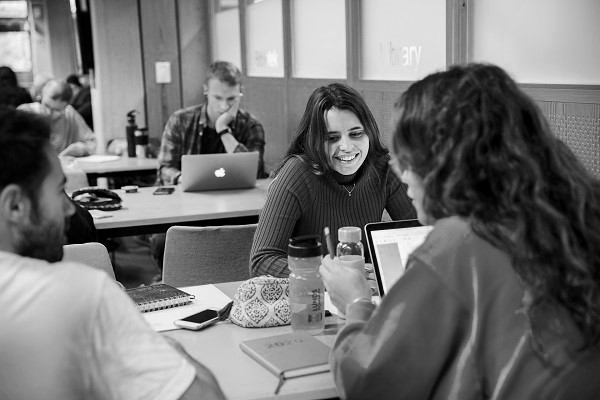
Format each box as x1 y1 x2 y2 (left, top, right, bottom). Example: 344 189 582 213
321 64 600 399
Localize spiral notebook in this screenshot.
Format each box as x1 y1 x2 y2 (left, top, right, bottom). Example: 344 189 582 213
126 284 195 313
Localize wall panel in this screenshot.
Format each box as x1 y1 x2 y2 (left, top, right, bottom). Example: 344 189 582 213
90 0 145 152
139 0 181 140
360 90 395 149
242 78 287 173
178 0 210 108
539 102 600 178
46 0 77 78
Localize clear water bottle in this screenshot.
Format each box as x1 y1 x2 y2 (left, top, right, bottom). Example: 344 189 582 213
336 226 365 319
336 226 364 258
288 235 325 335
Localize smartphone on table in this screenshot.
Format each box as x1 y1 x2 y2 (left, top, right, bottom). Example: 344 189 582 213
153 186 175 195
174 309 219 330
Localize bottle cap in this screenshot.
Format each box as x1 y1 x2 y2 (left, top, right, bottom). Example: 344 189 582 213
288 235 322 258
126 110 137 123
338 226 361 243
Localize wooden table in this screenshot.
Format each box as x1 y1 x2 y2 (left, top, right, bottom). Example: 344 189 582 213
62 156 158 186
94 180 270 239
164 281 341 400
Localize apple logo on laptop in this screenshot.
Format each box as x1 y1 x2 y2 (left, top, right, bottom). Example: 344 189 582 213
214 167 226 178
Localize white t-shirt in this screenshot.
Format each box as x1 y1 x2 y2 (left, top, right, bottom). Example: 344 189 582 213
0 251 195 400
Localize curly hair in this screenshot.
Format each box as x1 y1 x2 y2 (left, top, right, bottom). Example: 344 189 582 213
275 83 388 176
392 63 600 347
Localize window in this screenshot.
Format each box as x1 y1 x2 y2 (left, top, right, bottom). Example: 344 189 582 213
245 0 284 77
471 0 600 84
0 0 32 72
211 0 242 70
360 0 446 81
290 0 346 79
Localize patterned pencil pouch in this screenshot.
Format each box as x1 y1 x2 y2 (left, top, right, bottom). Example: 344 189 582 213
230 276 291 328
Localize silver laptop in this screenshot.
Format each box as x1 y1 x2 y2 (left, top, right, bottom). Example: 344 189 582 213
181 152 259 192
365 219 434 296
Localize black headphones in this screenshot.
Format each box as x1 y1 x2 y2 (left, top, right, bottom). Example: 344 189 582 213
71 187 122 210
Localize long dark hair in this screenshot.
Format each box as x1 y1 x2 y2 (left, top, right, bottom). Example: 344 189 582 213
392 63 600 347
274 83 388 176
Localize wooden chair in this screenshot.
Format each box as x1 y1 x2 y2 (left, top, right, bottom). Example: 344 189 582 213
63 242 116 280
162 224 257 287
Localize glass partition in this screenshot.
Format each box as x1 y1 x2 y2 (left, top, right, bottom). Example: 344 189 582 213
360 0 446 81
471 0 600 84
291 0 346 79
245 0 284 77
211 0 242 69
0 0 31 72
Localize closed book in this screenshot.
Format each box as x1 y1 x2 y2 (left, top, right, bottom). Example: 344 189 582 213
240 332 331 394
126 283 195 313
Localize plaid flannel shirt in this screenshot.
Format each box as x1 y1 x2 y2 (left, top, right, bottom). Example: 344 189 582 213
157 104 267 184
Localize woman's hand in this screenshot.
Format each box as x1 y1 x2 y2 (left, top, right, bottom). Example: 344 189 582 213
320 256 371 313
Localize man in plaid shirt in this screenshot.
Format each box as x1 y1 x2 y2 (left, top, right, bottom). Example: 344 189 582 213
157 61 267 184
152 61 267 272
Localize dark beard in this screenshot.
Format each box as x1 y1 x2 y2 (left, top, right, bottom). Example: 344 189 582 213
14 216 69 263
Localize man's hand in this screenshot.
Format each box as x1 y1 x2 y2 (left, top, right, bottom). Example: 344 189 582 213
215 96 240 133
60 142 88 157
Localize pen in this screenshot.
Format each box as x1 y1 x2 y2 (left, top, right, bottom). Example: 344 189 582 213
324 226 335 259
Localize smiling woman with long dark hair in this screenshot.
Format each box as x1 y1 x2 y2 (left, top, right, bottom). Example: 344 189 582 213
250 83 415 277
321 64 600 399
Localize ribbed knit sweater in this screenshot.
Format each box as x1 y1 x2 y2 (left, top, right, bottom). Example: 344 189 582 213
250 154 416 277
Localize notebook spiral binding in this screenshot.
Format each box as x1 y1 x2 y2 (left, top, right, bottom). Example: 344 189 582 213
137 295 193 313
126 284 195 313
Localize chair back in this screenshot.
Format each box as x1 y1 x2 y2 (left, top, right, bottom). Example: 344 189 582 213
63 242 116 280
163 224 257 287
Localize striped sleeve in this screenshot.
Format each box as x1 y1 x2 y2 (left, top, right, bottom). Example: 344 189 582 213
66 105 96 155
249 160 309 277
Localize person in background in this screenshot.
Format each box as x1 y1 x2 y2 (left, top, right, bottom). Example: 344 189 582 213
157 60 267 184
0 66 32 108
321 64 600 399
250 83 415 278
151 60 267 273
30 73 53 102
66 73 93 129
0 107 225 400
18 79 95 157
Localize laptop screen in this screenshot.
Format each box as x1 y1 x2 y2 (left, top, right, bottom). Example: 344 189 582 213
365 220 434 296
